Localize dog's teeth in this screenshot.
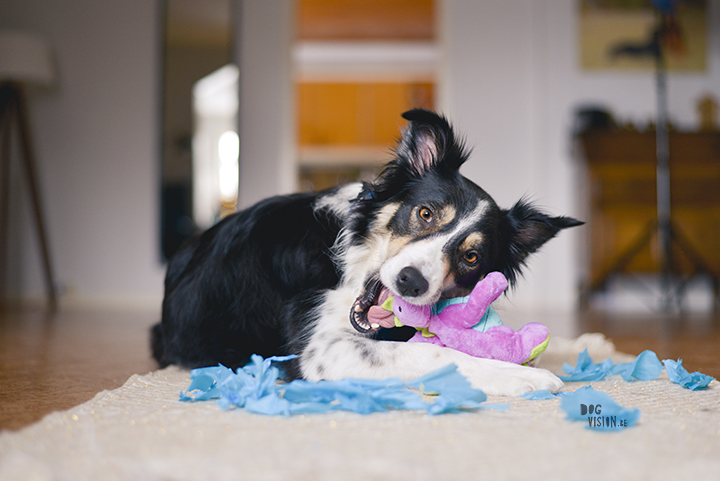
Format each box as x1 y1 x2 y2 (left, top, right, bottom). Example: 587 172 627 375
371 323 379 329
354 304 363 313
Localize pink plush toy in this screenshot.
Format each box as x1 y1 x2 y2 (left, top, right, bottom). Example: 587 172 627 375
369 272 550 365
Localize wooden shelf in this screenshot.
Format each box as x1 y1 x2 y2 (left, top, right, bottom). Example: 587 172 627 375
293 41 438 82
579 129 720 291
298 144 391 167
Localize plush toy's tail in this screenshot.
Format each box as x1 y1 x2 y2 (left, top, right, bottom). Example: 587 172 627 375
519 323 550 366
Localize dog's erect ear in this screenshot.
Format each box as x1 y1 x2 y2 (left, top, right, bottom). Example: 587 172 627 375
396 109 469 177
501 200 584 285
362 109 469 203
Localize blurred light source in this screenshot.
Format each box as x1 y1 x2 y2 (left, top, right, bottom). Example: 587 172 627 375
192 64 238 228
218 130 239 204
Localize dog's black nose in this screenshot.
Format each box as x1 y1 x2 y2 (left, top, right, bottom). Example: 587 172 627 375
396 266 429 298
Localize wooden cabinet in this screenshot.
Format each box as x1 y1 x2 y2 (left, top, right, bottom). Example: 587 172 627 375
294 0 437 192
579 130 720 294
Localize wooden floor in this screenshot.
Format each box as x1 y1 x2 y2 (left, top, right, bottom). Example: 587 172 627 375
1 305 718 432
0 307 158 431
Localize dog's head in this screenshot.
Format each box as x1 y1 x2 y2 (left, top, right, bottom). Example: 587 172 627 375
347 109 583 334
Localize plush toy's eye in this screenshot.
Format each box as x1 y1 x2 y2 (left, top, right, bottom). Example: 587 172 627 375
463 251 479 265
418 207 433 223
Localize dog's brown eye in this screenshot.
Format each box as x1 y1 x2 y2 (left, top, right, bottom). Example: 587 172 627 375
463 251 478 265
419 207 433 223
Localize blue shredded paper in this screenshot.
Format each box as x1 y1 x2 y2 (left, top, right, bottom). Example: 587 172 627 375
662 359 715 391
559 349 663 382
180 355 487 416
179 349 714 422
520 385 640 430
559 348 713 389
559 386 640 431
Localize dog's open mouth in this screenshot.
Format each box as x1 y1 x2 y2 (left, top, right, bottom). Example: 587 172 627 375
349 279 393 334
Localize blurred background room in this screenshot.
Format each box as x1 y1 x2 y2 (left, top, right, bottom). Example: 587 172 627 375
1 0 718 429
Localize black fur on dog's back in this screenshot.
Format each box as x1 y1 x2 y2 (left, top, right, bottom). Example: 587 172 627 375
151 192 343 378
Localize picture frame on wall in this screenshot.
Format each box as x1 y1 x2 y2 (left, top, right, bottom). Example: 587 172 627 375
579 0 707 71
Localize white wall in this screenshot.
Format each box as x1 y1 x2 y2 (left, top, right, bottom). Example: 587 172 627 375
440 0 720 312
1 0 165 308
3 0 718 311
235 0 297 209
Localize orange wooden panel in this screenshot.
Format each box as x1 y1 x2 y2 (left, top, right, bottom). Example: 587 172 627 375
297 82 434 146
297 83 359 144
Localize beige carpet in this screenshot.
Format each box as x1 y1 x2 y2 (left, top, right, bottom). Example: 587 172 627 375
1 334 718 481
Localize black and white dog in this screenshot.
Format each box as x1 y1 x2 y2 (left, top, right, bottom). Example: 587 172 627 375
152 109 582 396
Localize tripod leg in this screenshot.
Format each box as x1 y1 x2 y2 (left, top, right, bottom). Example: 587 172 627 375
0 103 12 308
589 219 657 293
669 221 720 314
13 85 57 310
659 218 676 312
669 220 720 279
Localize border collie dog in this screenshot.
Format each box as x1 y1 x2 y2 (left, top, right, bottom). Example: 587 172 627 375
152 109 582 396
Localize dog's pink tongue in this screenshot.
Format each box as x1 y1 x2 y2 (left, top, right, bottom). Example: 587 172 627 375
367 287 396 329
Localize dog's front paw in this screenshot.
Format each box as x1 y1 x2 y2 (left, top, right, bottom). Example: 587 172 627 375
499 366 563 396
457 359 563 396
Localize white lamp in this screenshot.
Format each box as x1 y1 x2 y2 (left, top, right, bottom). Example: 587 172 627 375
0 30 57 309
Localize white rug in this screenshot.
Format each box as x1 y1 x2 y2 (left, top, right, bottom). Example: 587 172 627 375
1 333 718 481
